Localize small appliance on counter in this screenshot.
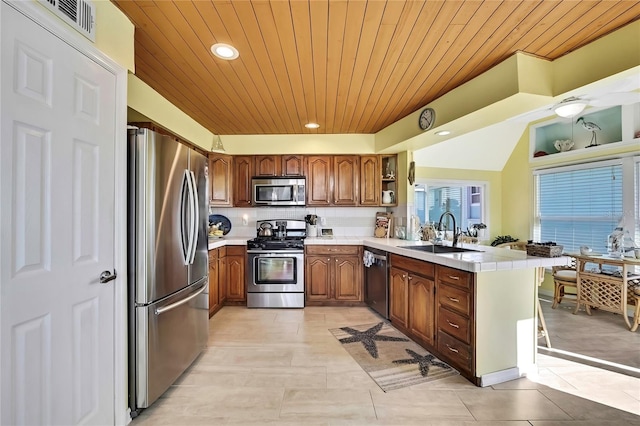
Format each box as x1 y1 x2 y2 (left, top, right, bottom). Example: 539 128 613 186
246 219 306 308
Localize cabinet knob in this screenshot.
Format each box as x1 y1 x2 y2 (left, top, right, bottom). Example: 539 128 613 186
402 274 406 278
408 275 413 280
335 259 338 262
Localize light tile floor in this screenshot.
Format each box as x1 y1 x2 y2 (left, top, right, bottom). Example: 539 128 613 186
133 306 640 425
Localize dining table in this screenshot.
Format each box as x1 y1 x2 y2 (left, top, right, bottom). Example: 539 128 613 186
570 253 640 332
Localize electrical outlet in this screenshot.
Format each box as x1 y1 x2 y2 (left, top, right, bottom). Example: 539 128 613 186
320 217 327 226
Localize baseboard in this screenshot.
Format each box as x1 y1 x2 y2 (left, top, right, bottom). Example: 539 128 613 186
479 367 522 387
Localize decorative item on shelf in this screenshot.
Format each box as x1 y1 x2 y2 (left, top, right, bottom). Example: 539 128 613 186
525 241 563 257
382 190 395 204
635 130 640 139
553 139 574 152
579 246 593 255
533 150 548 157
374 212 393 238
576 116 601 147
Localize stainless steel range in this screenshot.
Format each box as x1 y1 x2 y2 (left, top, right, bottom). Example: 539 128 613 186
246 219 306 308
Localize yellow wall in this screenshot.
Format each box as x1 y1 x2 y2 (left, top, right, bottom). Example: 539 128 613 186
415 166 502 239
94 0 135 72
221 134 375 155
127 75 215 150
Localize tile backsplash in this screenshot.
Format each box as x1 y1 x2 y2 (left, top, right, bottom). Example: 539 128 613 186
209 206 387 238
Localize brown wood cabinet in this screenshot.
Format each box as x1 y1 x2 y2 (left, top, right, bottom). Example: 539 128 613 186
254 155 281 176
305 245 362 304
254 155 305 177
333 155 359 205
281 155 305 176
436 265 474 375
208 247 227 317
306 155 360 206
389 254 436 346
359 155 379 206
233 156 254 207
389 266 409 327
305 155 332 206
225 246 246 302
409 274 435 346
208 154 233 206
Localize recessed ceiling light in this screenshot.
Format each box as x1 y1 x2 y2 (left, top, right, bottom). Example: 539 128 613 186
305 122 320 129
435 130 451 136
210 43 239 60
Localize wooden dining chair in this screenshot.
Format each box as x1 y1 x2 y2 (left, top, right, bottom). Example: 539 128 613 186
551 257 577 309
496 241 551 347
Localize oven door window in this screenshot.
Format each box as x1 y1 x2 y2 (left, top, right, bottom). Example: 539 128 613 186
255 185 293 203
255 257 297 284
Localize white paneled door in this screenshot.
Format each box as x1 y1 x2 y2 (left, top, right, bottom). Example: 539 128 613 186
1 3 116 425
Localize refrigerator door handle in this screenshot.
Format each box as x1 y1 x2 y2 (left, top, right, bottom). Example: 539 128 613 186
154 281 207 315
187 170 199 264
180 170 191 265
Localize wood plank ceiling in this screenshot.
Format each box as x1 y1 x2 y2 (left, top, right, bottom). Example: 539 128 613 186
112 0 640 135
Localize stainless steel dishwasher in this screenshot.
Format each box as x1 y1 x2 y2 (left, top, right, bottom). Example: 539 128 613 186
364 247 389 319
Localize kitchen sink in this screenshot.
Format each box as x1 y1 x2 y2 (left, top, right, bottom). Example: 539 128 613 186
399 245 481 254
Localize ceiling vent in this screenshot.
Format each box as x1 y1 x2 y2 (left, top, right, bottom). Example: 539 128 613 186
38 0 95 42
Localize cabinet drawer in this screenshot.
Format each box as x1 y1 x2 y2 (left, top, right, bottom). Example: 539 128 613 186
389 254 435 278
438 330 471 372
226 245 245 256
438 306 471 344
306 245 360 255
438 283 471 316
438 266 471 289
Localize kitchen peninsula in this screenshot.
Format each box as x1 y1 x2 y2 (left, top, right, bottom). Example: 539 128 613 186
208 236 568 386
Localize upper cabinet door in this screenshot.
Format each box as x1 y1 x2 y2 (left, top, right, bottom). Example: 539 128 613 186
333 155 359 206
254 155 281 176
306 155 332 206
233 156 254 207
281 155 305 176
209 154 233 206
359 155 379 206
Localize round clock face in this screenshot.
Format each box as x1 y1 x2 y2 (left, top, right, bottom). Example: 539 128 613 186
419 108 435 130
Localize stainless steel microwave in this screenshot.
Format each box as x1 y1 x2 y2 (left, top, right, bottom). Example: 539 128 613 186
251 177 306 207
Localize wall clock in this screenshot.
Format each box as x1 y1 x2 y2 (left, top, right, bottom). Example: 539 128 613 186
418 108 435 131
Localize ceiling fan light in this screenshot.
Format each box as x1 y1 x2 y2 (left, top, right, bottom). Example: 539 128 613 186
554 99 587 118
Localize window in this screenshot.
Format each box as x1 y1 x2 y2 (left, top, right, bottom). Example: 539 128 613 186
534 157 638 254
414 182 486 231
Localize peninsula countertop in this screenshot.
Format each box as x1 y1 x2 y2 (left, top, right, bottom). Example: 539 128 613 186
208 236 569 273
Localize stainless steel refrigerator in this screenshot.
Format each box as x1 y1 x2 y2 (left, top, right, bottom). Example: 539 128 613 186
127 127 209 415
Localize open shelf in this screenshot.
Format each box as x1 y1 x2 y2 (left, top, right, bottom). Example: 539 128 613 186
529 102 638 163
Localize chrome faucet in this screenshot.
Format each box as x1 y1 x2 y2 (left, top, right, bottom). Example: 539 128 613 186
437 211 460 247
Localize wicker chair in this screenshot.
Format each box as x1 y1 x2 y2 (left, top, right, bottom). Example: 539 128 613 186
495 241 551 347
551 257 577 309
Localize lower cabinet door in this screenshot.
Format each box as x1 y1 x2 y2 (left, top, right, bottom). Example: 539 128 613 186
389 267 408 328
408 274 435 345
306 256 331 301
334 255 361 301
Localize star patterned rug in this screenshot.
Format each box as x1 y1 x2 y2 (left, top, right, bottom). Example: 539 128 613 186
329 322 459 391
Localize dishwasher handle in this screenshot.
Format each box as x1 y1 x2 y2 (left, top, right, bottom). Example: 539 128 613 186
371 254 387 261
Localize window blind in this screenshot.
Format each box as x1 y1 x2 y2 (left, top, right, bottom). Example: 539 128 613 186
536 163 623 253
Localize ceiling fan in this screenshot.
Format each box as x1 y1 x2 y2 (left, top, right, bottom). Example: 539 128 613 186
513 90 640 122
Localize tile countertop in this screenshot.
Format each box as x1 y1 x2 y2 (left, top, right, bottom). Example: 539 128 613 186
209 236 570 273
